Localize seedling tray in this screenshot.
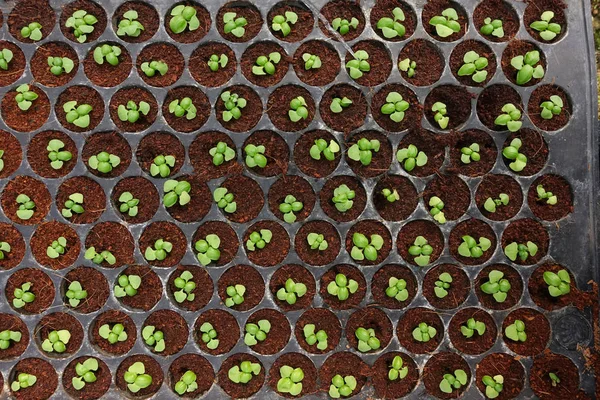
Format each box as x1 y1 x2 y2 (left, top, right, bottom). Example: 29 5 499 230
0 0 598 399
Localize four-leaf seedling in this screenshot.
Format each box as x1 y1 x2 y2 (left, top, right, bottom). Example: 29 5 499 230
15 84 38 111
480 270 512 303
272 12 298 37
0 329 21 350
47 139 72 170
495 104 522 132
66 10 98 43
0 48 12 70
386 277 409 302
223 12 248 38
511 50 545 85
397 144 428 172
228 361 261 384
540 95 564 120
332 17 359 35
118 101 150 123
351 232 383 261
458 51 489 83
408 236 434 266
289 96 309 122
169 97 197 120
64 101 92 128
355 327 380 352
327 273 358 301
150 155 176 178
377 7 406 38
210 142 236 166
484 193 510 213
208 54 229 71
163 179 191 207
502 138 527 172
310 139 339 161
504 241 538 262
252 52 281 76
16 194 35 221
214 187 237 214
221 91 246 121
170 5 200 34
279 195 303 223
200 322 219 350
483 375 504 399
277 278 307 305
173 270 196 303
329 374 357 398
72 358 98 391
246 229 272 251
144 239 172 262
345 50 370 80
244 319 271 346
93 44 121 66
195 234 221 266
439 370 468 394
141 60 168 77
332 184 355 212
303 323 328 350
461 318 486 338
11 373 37 392
117 10 144 37
348 138 380 166
98 323 128 344
114 274 142 298
434 272 453 298
88 151 120 174
225 284 246 307
277 365 304 396
543 269 571 297
505 319 527 342
65 281 87 307
85 246 117 265
46 236 67 259
307 233 328 251
461 143 480 164
530 11 562 41
457 235 492 258
41 329 70 353
244 144 267 168
142 325 165 353
303 53 321 70
118 192 139 217
174 371 198 395
480 17 504 38
429 8 461 38
12 282 34 309
381 92 410 122
124 361 153 393
412 322 437 342
389 356 408 381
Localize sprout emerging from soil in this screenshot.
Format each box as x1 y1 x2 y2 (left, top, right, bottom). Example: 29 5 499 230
63 101 92 128
41 329 70 353
213 187 237 214
169 97 197 120
118 192 139 217
46 236 67 259
429 196 446 224
141 60 168 77
355 327 380 352
483 375 504 399
434 272 452 298
432 102 449 129
252 52 281 76
14 84 38 111
277 365 304 396
549 372 560 387
117 10 144 37
142 325 165 353
399 58 416 78
173 270 196 303
348 138 380 166
511 51 545 86
345 50 370 80
175 370 198 395
62 192 84 218
0 241 11 260
11 373 37 391
330 97 353 113
47 139 72 170
381 188 399 203
389 356 408 381
280 195 303 223
210 142 236 166
0 150 4 172
504 241 538 262
332 17 359 35
543 269 571 297
93 44 121 66
246 229 272 251
530 11 562 41
536 184 557 205
327 273 358 301
223 12 248 38
144 239 173 262
66 281 87 307
150 155 175 178
88 151 120 174
12 282 34 308
221 91 246 121
48 56 75 76
461 143 480 164
170 5 200 34
408 236 433 267
244 319 271 346
272 11 298 37
277 278 307 305
504 319 527 342
163 179 191 207
0 48 12 70
480 17 504 38
225 284 246 307
461 318 486 338
397 144 427 172
66 10 98 42
458 235 492 258
484 193 509 213
332 184 355 212
540 95 564 120
208 54 228 72
0 329 21 350
381 92 409 122
480 270 511 303
502 138 527 172
303 53 321 70
98 323 127 344
114 274 141 298
386 277 408 301
307 232 328 250
439 370 468 394
200 322 219 350
429 8 461 38
195 234 221 266
85 247 116 265
377 7 406 38
412 322 436 342
310 139 339 161
118 100 150 123
244 144 267 169
303 324 328 350
458 51 488 83
289 96 309 122
495 103 522 132
351 232 383 261
228 361 261 384
124 362 153 393
16 194 35 221
20 22 43 41
72 358 98 391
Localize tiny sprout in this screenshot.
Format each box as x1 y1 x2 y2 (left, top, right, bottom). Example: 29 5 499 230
169 97 197 120
66 10 98 43
66 281 87 307
495 104 522 132
163 179 192 208
150 155 175 178
386 277 408 302
480 270 512 303
98 323 127 344
461 318 486 338
510 51 545 85
11 373 37 392
439 370 468 394
0 241 11 260
174 370 198 395
244 319 271 346
458 235 492 258
288 96 309 122
210 142 235 166
537 184 557 205
408 236 433 267
124 361 153 393
195 234 221 266
483 375 504 399
332 17 359 35
502 138 527 172
381 188 399 203
20 22 43 41
118 100 150 123
93 44 121 66
332 184 355 212
481 17 504 38
208 54 228 71
244 144 267 169
0 150 4 172
434 272 452 298
170 5 200 34
302 53 321 70
272 11 298 37
543 269 571 297
117 10 144 37
327 273 358 301
355 327 380 352
12 282 34 308
484 193 509 213
214 187 237 214
228 360 261 384
118 191 139 217
389 356 408 381
412 322 436 342
458 51 488 83
88 151 120 174
432 102 449 129
225 284 246 307
142 325 165 353
141 60 168 77
276 278 307 305
303 323 328 350
41 329 70 353
540 95 564 120
47 139 72 170
221 91 247 121
252 52 281 76
307 233 328 251
348 137 380 166
63 101 92 128
530 11 562 41
48 56 74 76
429 196 446 224
429 8 461 38
15 84 38 111
223 12 248 38
46 236 67 259
377 7 406 38
16 194 35 221
504 319 527 342
114 274 141 298
71 358 98 391
277 365 304 396
351 232 383 261
310 139 339 161
381 92 410 122
84 247 116 265
173 270 196 303
200 322 219 350
399 58 416 78
0 48 13 70
329 374 357 398
549 372 560 387
62 192 84 218
0 329 21 350
246 229 272 251
345 50 370 80
397 144 428 172
504 241 538 262
280 195 303 223
144 239 172 262
330 97 353 113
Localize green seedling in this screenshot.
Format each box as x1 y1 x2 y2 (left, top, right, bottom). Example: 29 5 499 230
163 179 191 207
118 100 150 123
381 92 410 122
458 235 492 258
276 278 307 305
223 12 248 38
351 232 383 261
381 188 399 203
495 103 522 132
484 193 510 213
386 277 408 302
511 50 545 85
540 95 564 120
141 60 168 77
93 44 121 66
221 91 246 121
98 323 127 344
210 142 235 166
174 370 198 395
63 101 92 128
21 22 43 41
327 273 358 301
41 329 70 353
461 318 486 338
504 241 538 262
48 56 75 76
345 50 370 80
88 151 120 174
505 319 526 342
537 184 557 205
0 48 13 70
200 322 219 350
118 192 139 217
530 11 562 41
65 281 87 307
0 241 11 260
389 356 408 381
307 233 328 251
482 375 504 399
16 194 35 221
280 195 303 223
114 274 141 298
66 10 98 42
434 272 452 298
543 269 571 297
277 365 304 396
429 196 446 224
412 322 436 342
15 84 38 111
329 374 357 398
458 51 488 83
47 139 72 170
376 7 406 38
502 138 527 172
302 53 321 70
228 361 261 384
117 10 144 37
252 52 281 76
303 324 328 350
214 187 237 214
208 54 229 71
432 102 449 129
244 319 271 346
150 155 175 178
84 247 116 265
439 370 468 393
355 327 380 352
480 270 512 303
11 373 37 391
480 17 504 38
289 96 309 122
330 97 352 113
246 229 272 251
0 329 21 350
0 150 4 172
272 11 298 37
195 234 221 266
169 97 197 120
173 270 196 303
332 17 359 35
549 372 560 387
348 138 380 166
124 362 153 393
46 236 67 259
310 139 339 161
225 284 246 307
408 236 434 266
244 144 267 168
332 184 355 212
429 8 461 38
397 144 428 172
144 239 173 262
142 325 165 352
461 143 480 164
399 58 416 78
170 5 200 34
71 358 98 391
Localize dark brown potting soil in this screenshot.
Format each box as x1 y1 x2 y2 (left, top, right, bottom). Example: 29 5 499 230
318 0 366 41
10 357 58 400
268 175 315 223
162 86 210 133
528 84 572 131
0 40 25 87
528 263 577 311
397 307 444 354
1 84 50 132
502 307 550 356
30 41 78 87
372 351 420 398
136 42 184 87
109 86 158 132
60 0 107 43
473 0 520 42
82 131 131 178
476 84 523 131
83 43 131 87
112 1 159 43
523 0 567 44
0 222 24 270
56 176 106 224
475 353 525 400
189 42 237 87
370 0 417 41
344 40 392 87
530 352 582 400
345 307 393 352
0 130 22 179
55 85 104 132
423 174 471 221
447 129 497 176
84 221 135 268
502 128 548 176
371 264 417 309
30 221 80 270
142 309 188 356
217 353 265 399
8 0 55 44
373 174 418 221
216 2 263 43
243 130 290 177
267 84 315 132
6 268 54 314
319 83 368 134
36 312 84 356
398 39 445 86
475 174 523 221
424 84 473 130
115 354 163 397
168 354 214 397
216 85 262 132
0 313 29 359
164 2 211 44
63 356 111 400
1 175 51 226
293 130 341 178
346 131 393 178
501 218 549 265
423 352 470 399
219 174 265 223
244 308 291 355
164 174 212 223
501 40 546 87
267 1 315 42
267 352 318 398
189 131 240 179
372 83 422 133
319 352 370 397
345 219 392 266
136 131 184 178
421 0 467 42
449 39 496 86
528 174 573 221
397 128 446 177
